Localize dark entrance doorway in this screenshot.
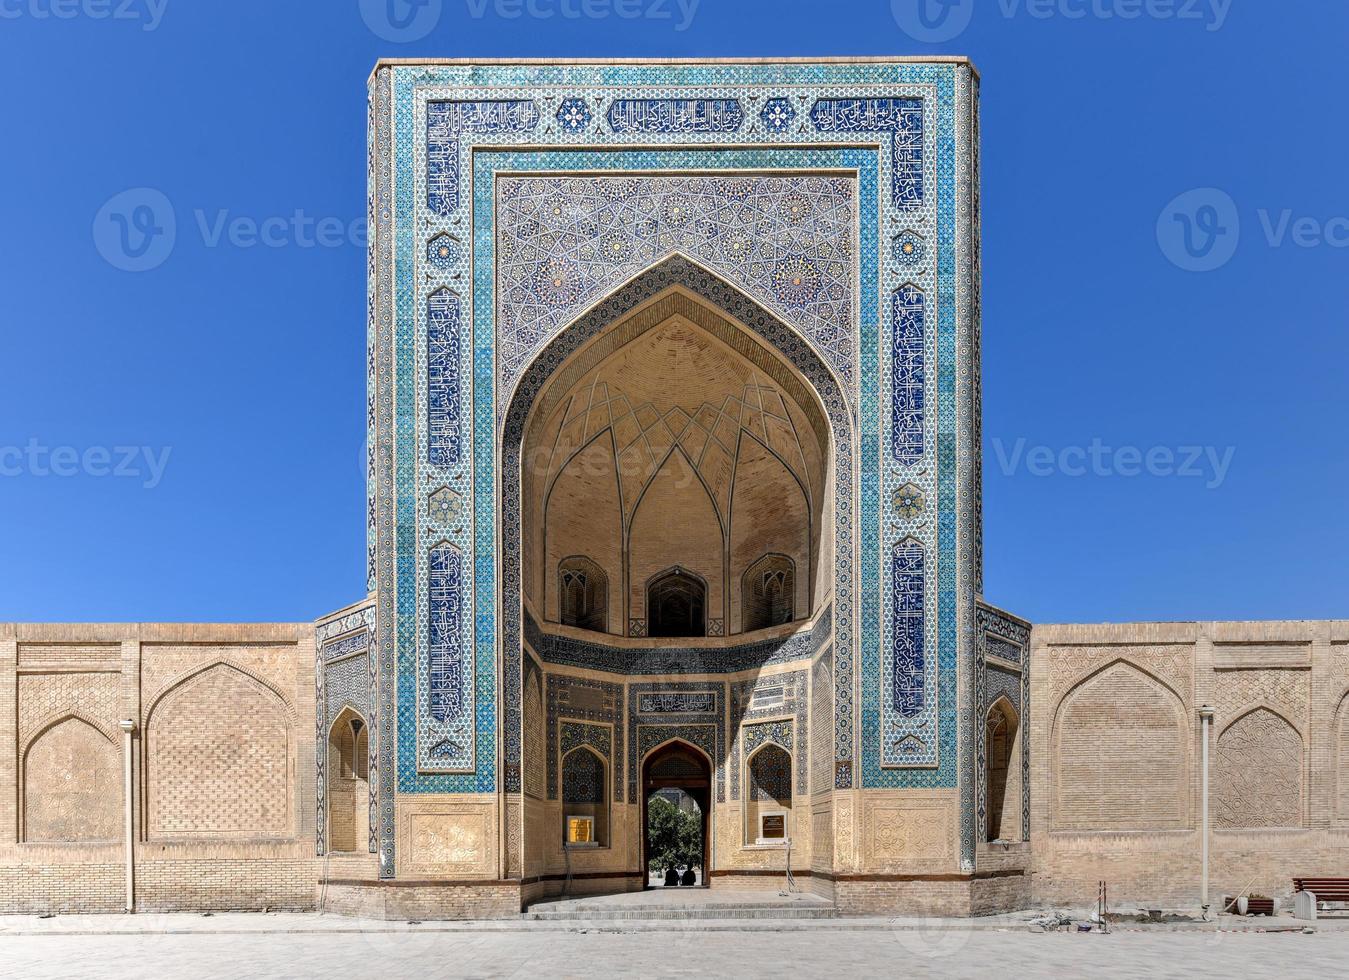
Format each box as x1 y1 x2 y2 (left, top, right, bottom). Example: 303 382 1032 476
641 741 711 888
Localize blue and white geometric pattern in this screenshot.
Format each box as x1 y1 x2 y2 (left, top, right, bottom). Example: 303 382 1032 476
760 97 796 133
427 233 460 270
894 230 926 268
556 97 592 133
369 60 977 877
493 174 858 397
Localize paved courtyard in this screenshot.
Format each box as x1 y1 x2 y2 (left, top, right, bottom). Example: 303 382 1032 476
1 916 1343 979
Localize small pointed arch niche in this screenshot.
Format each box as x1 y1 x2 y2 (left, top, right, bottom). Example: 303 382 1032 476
557 555 608 633
326 705 370 853
984 695 1021 843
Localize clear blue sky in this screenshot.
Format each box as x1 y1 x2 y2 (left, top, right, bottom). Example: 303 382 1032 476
1 1 1345 624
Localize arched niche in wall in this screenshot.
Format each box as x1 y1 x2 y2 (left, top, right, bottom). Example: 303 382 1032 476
985 696 1021 843
561 746 609 847
745 742 793 844
1051 660 1188 832
21 715 120 843
326 706 370 853
145 662 293 839
1213 706 1304 829
518 292 831 641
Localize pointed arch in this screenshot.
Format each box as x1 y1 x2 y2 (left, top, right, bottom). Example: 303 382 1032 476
326 705 370 853
146 662 293 839
985 695 1021 842
561 744 610 846
740 553 798 633
1051 658 1188 831
556 555 609 632
21 714 120 843
501 254 855 796
645 565 709 639
641 736 715 776
746 741 793 803
629 448 722 633
541 429 621 624
1214 705 1304 829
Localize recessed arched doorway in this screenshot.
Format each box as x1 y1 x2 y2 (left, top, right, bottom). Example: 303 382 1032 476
641 740 711 888
502 257 853 892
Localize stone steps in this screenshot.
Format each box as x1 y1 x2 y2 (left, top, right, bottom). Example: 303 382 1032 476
526 907 838 921
524 895 839 921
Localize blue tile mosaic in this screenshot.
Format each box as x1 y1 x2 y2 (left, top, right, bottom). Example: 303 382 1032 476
555 97 592 133
891 285 926 464
810 97 924 209
426 289 463 469
607 98 744 133
759 97 796 133
369 61 978 877
426 100 539 215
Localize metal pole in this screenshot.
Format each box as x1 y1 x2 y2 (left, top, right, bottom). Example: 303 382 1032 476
1198 705 1214 914
119 719 136 914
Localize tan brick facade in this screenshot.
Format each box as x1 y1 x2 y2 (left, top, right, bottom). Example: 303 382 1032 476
6 616 1348 917
1030 620 1349 908
0 623 317 914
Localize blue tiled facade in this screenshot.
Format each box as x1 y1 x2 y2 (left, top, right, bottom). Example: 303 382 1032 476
367 60 983 877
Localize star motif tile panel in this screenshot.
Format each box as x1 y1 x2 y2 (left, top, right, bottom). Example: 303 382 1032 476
494 174 858 401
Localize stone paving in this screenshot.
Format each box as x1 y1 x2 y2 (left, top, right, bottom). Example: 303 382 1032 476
2 914 1347 979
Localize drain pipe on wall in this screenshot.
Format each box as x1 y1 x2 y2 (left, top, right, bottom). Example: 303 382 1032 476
1198 705 1214 916
119 719 136 914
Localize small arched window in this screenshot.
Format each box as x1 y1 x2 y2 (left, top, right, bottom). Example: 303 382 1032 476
647 567 707 638
558 557 607 633
742 554 795 632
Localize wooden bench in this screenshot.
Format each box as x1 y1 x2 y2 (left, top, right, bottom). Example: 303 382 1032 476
1294 878 1349 908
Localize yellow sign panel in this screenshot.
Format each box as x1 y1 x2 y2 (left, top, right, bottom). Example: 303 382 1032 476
567 817 594 844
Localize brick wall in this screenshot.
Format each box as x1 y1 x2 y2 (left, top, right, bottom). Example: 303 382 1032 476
1031 620 1349 907
0 622 317 914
